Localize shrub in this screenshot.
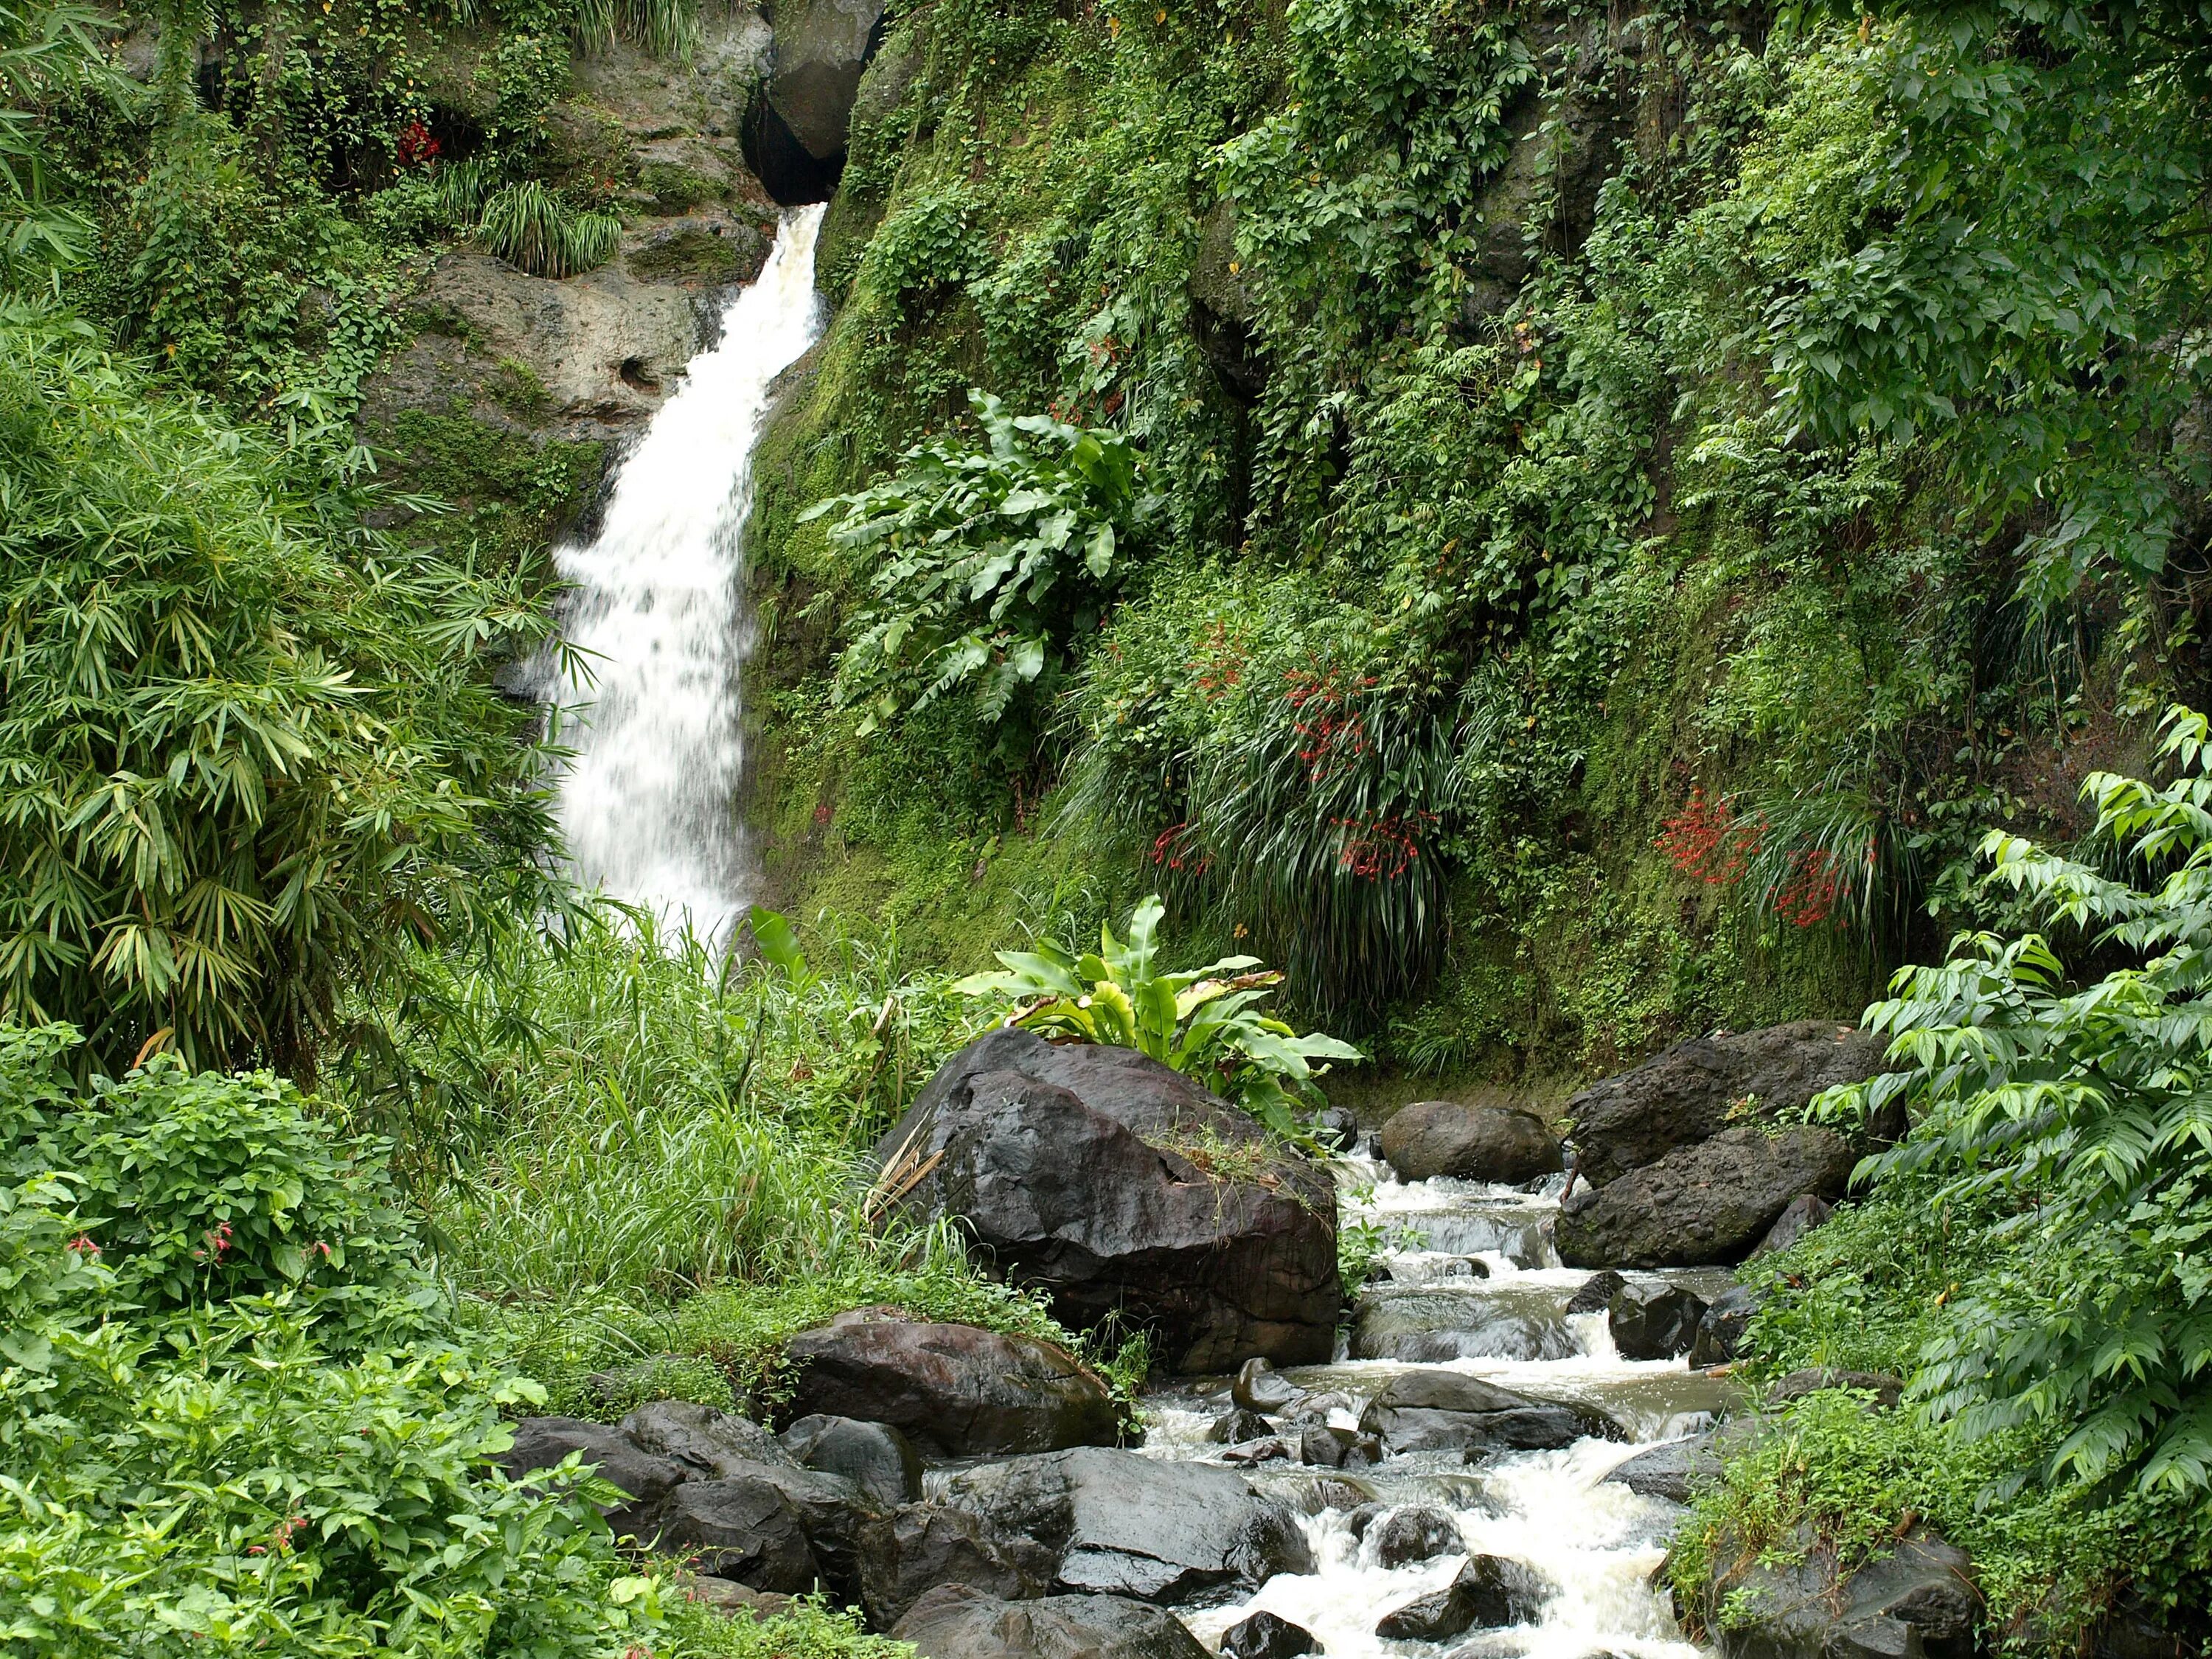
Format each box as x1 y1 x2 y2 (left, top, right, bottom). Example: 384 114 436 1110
473 179 622 279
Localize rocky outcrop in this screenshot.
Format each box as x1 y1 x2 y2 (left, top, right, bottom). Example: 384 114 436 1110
1357 1368 1615 1454
745 0 887 201
1380 1099 1565 1184
780 1412 924 1506
858 1503 1047 1630
1691 1284 1764 1366
1555 1125 1860 1267
1689 1526 1982 1659
874 1029 1342 1371
1222 1611 1318 1659
1603 1435 1720 1505
1564 1021 1885 1189
781 1309 1120 1458
893 1585 1212 1659
1377 1556 1554 1639
639 1475 820 1590
935 1447 1314 1604
1751 1192 1835 1258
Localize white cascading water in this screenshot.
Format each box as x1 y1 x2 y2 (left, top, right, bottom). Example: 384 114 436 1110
541 205 827 939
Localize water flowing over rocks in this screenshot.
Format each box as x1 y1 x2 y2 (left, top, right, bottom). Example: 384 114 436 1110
873 1028 1340 1370
780 1308 1121 1458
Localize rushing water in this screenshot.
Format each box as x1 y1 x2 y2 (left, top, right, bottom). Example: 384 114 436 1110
541 206 827 939
1140 1152 1737 1659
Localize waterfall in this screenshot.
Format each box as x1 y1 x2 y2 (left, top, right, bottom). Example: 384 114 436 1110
542 205 827 940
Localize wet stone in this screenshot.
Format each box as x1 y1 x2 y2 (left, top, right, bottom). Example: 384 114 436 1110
1352 1284 1577 1364
1234 1357 1303 1413
1222 1610 1320 1659
1607 1281 1708 1360
1300 1424 1383 1469
1220 1437 1295 1466
1211 1408 1276 1444
1377 1555 1554 1640
1564 1270 1626 1315
1374 1503 1464 1568
1690 1284 1763 1367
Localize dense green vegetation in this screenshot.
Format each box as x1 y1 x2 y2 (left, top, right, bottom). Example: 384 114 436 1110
0 0 2206 1651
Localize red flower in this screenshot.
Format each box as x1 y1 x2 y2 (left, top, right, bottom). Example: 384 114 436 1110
66 1234 100 1256
397 120 441 166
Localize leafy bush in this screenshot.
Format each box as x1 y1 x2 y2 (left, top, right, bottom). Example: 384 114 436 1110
804 390 1156 742
954 894 1362 1135
0 302 560 1074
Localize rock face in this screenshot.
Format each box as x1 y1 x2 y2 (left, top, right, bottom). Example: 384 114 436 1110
858 1503 1046 1630
1565 1020 1885 1189
639 1476 819 1590
1357 1369 1613 1454
874 1029 1342 1371
1607 1282 1709 1360
893 1585 1213 1659
746 0 887 201
780 1413 924 1506
1603 1436 1721 1505
781 1308 1121 1458
936 1447 1315 1604
1693 1527 1982 1659
1381 1099 1565 1184
1751 1192 1835 1258
1555 1126 1860 1267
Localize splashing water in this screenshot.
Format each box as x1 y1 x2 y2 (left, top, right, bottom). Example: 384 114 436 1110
542 205 827 939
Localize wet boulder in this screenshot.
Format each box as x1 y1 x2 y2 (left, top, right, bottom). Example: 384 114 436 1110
1222 1611 1319 1659
1299 1425 1383 1469
780 1413 924 1506
1377 1555 1554 1639
936 1446 1314 1604
893 1585 1212 1659
499 1416 689 1537
1691 1526 1981 1659
1564 1020 1886 1188
1234 1357 1303 1413
781 1308 1120 1457
857 1502 1048 1630
744 0 886 202
639 1475 819 1590
1565 1270 1627 1315
1750 1193 1835 1258
1555 1127 1859 1267
1689 1285 1764 1367
1602 1436 1721 1505
873 1028 1341 1371
1359 1368 1615 1454
1353 1281 1579 1363
1382 1099 1565 1184
622 1399 794 1474
1210 1408 1276 1444
1606 1282 1708 1360
1374 1503 1464 1567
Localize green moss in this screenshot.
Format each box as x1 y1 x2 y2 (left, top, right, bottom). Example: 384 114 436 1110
371 410 604 571
628 223 748 282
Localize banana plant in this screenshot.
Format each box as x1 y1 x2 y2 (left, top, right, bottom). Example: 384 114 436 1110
953 896 1363 1137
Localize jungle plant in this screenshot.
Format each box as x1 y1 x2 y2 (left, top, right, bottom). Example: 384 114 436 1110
473 179 620 278
805 390 1157 744
953 895 1363 1135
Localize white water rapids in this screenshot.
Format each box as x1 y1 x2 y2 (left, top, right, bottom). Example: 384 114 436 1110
540 205 827 938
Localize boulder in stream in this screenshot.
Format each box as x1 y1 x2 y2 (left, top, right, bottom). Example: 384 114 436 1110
1234 1357 1303 1412
1603 1436 1721 1505
1689 1284 1764 1366
1565 1270 1627 1315
780 1307 1121 1457
1564 1021 1886 1187
1382 1099 1565 1184
780 1412 925 1506
1210 1408 1276 1444
1554 1126 1859 1267
1377 1555 1554 1639
893 1585 1211 1659
1691 1525 1980 1659
1359 1368 1616 1453
858 1502 1047 1630
1374 1503 1465 1567
872 1029 1341 1371
1606 1281 1708 1360
936 1446 1314 1604
1222 1610 1319 1659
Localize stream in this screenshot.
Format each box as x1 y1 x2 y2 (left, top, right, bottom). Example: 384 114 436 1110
1134 1152 1734 1659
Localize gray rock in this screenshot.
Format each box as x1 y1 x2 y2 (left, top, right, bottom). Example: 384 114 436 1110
1555 1127 1860 1267
893 1585 1212 1659
1359 1368 1616 1454
1222 1610 1319 1659
1219 1438 1295 1466
1234 1357 1301 1413
1352 1282 1575 1363
499 1416 689 1537
874 1029 1341 1371
1752 1194 1836 1259
936 1447 1313 1604
1565 1270 1627 1315
1377 1555 1554 1639
1690 1286 1764 1367
782 1307 1119 1458
1697 1526 1981 1659
622 1399 796 1473
1607 1282 1709 1360
1374 1503 1464 1567
1602 1436 1719 1505
1768 1370 1905 1412
1299 1425 1383 1469
858 1502 1046 1630
1210 1408 1276 1444
1382 1099 1565 1184
761 0 885 159
1564 1021 1886 1188
639 1476 819 1591
781 1412 925 1506
1314 1106 1362 1151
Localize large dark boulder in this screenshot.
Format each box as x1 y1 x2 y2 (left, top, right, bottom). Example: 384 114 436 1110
1222 1611 1319 1659
744 0 887 202
1692 1526 1981 1659
1750 1193 1834 1258
1607 1282 1709 1360
781 1413 925 1506
893 1585 1212 1659
1357 1368 1616 1453
1565 1021 1885 1188
858 1502 1048 1630
1691 1285 1764 1367
1374 1504 1464 1567
1603 1436 1721 1505
499 1416 688 1537
639 1475 820 1591
873 1028 1341 1371
936 1446 1314 1604
1376 1556 1554 1640
1555 1126 1860 1267
1381 1099 1565 1184
620 1399 794 1475
781 1308 1120 1458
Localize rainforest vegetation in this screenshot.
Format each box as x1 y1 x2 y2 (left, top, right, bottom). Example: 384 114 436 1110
0 0 2208 1654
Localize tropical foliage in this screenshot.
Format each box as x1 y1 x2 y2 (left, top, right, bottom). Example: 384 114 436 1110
954 894 1363 1135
